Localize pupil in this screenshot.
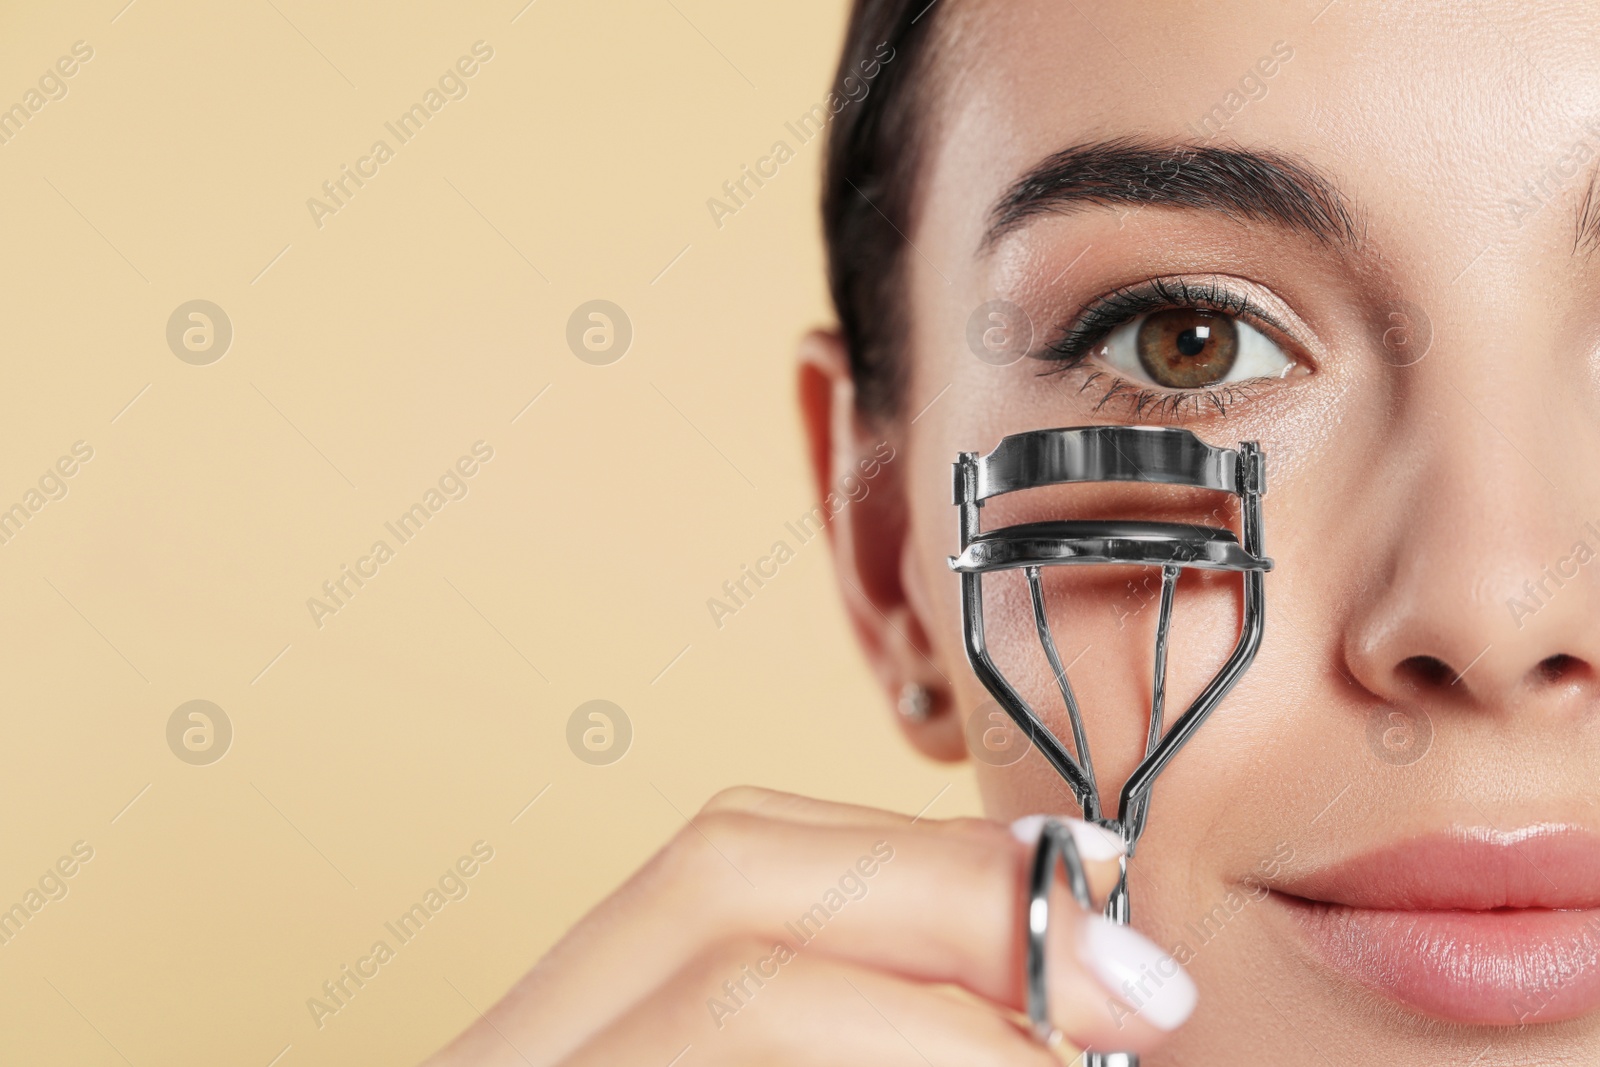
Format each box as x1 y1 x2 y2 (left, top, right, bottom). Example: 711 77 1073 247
1134 309 1240 389
1176 326 1210 358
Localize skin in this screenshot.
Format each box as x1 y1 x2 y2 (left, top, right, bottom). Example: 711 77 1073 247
430 1 1600 1063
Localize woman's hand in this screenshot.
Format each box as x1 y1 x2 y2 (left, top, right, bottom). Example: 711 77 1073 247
424 787 1195 1066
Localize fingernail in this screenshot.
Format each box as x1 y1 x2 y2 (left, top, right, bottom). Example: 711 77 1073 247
1008 815 1127 861
1077 915 1197 1031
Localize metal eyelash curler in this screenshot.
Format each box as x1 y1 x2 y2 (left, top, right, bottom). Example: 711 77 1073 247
948 425 1272 1065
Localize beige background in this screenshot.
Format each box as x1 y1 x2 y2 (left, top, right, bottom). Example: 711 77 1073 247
0 1 981 1063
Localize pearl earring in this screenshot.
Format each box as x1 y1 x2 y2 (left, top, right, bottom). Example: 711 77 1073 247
897 683 934 722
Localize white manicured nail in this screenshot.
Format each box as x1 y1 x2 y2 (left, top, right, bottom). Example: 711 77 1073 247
1078 915 1197 1031
1008 814 1126 860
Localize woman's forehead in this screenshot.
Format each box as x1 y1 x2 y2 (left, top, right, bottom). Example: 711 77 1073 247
919 0 1600 271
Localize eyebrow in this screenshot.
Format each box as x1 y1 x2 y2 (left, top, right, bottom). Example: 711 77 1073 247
981 137 1361 252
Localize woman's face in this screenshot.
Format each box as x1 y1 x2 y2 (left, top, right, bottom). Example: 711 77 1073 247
881 0 1600 1059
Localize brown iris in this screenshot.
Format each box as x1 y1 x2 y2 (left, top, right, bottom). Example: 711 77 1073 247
1135 309 1239 389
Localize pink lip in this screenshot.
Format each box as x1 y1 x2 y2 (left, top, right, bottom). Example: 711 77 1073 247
1275 826 1600 1025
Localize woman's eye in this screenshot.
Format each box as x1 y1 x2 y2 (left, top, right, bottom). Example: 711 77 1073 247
1095 308 1294 390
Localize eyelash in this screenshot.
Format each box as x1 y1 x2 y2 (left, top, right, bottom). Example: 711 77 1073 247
1036 277 1292 420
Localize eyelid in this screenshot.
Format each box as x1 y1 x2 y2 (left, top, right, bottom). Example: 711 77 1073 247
1039 274 1307 368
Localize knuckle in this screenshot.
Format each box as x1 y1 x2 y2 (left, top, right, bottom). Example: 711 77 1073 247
658 809 761 885
691 807 756 844
683 935 775 985
698 784 780 816
677 935 818 1005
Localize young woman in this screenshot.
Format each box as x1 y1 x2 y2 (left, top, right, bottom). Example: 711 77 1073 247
432 1 1600 1062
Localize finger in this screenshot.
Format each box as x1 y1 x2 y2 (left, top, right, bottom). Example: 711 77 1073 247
698 785 920 828
1009 812 1128 904
675 811 1182 1052
697 787 1125 901
559 939 1061 1067
1031 868 1198 1052
498 802 1185 1061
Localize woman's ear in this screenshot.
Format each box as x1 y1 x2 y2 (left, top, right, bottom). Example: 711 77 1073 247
796 328 967 762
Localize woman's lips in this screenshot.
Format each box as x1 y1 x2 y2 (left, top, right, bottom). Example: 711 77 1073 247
1273 826 1600 1025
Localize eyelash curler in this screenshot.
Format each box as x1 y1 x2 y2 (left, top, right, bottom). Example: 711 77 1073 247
948 425 1272 1065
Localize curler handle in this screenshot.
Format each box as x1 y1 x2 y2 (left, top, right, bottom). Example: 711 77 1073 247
1104 854 1130 924
1027 822 1142 1066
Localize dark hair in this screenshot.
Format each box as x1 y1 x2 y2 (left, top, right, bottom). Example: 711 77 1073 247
822 1 947 422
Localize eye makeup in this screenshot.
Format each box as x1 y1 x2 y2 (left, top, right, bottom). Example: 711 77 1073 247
1032 274 1312 422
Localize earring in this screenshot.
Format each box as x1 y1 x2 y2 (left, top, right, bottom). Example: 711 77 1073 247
897 683 934 722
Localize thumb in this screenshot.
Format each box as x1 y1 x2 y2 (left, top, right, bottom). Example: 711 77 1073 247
1010 815 1198 1054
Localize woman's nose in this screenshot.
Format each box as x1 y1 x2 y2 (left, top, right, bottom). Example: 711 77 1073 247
1342 375 1600 718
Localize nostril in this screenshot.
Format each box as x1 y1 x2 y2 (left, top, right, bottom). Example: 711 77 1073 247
1396 655 1455 690
1535 654 1588 685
